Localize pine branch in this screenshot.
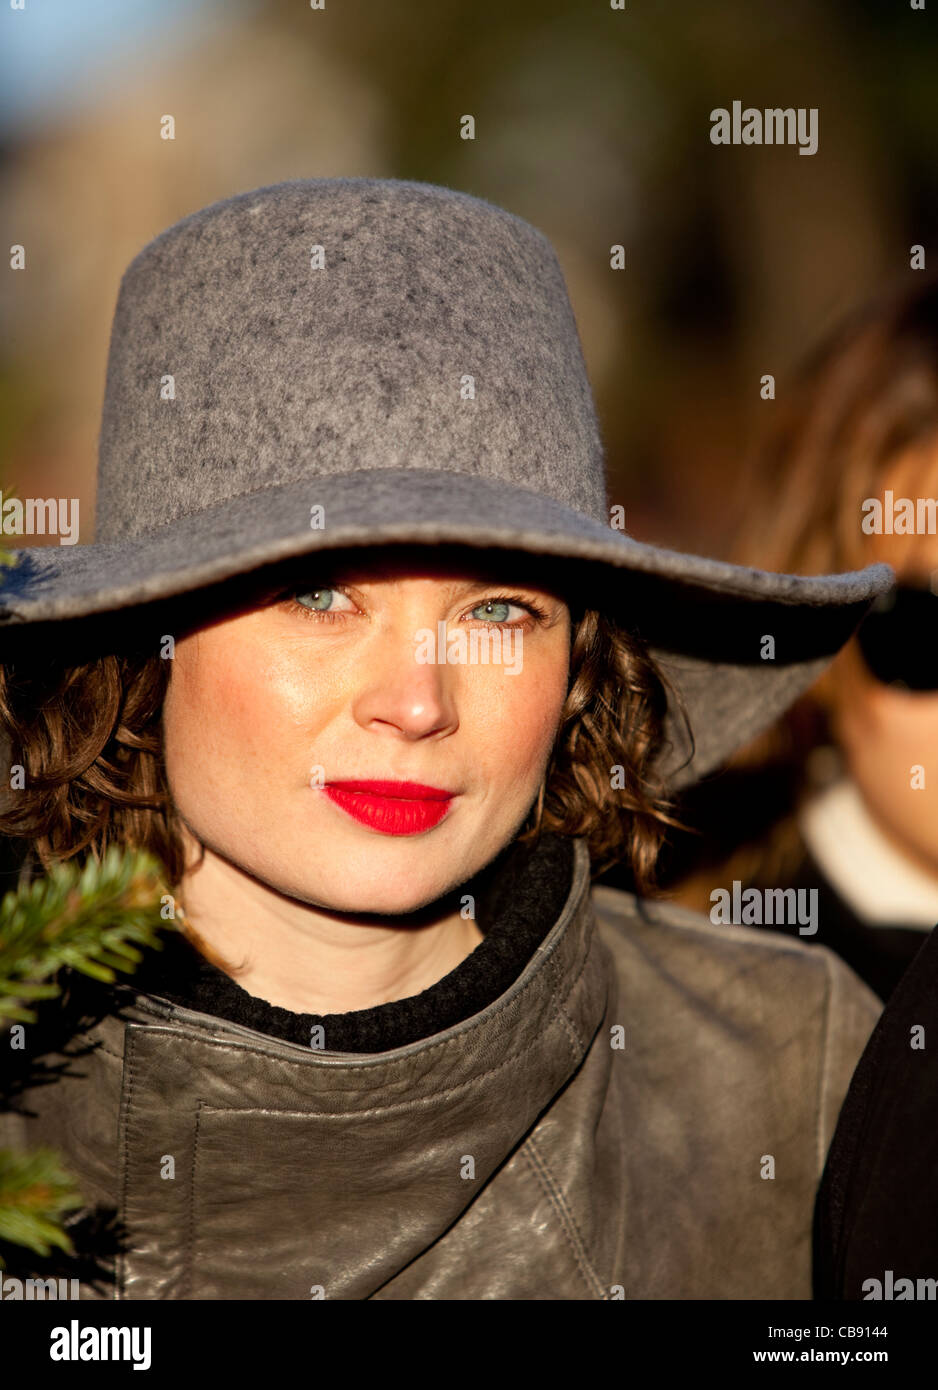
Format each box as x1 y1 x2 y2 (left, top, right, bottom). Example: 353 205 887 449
0 846 177 1267
0 845 176 1024
0 1148 85 1258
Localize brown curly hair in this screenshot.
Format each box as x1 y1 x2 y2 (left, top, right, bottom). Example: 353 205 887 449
0 557 689 904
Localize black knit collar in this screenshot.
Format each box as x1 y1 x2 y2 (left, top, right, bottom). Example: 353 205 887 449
131 832 576 1053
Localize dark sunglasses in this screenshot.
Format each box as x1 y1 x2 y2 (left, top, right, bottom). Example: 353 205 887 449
856 585 938 689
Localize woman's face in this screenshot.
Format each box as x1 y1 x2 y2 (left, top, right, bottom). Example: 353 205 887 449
828 629 938 875
827 442 938 874
161 550 572 915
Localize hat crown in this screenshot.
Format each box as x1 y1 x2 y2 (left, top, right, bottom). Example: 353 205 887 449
95 178 608 542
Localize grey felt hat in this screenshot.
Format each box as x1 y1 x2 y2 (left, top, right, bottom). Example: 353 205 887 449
0 177 892 790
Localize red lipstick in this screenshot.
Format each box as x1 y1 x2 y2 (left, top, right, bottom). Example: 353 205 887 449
322 780 455 836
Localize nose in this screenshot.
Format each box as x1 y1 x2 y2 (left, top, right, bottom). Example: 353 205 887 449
351 621 459 740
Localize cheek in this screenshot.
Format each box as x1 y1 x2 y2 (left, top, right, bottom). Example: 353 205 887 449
162 636 318 797
464 645 568 777
839 685 938 782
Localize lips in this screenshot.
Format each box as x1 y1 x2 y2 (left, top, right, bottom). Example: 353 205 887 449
322 780 456 836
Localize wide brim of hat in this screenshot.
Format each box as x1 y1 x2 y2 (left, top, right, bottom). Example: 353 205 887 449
0 468 894 790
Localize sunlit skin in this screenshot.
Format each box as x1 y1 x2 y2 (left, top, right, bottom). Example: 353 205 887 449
161 549 572 1016
821 441 938 884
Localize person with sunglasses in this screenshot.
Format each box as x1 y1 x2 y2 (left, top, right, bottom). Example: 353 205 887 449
629 275 938 1006
808 284 938 1299
649 272 938 1299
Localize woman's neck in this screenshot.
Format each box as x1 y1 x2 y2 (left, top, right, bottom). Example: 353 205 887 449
175 844 485 1015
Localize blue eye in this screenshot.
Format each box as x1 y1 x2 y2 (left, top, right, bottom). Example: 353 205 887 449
294 588 348 613
471 599 517 623
284 588 547 625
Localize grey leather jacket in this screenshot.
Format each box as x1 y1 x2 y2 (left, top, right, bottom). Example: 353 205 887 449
1 837 880 1299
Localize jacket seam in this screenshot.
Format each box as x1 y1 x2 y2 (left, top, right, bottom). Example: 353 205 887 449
544 946 586 1058
815 951 836 1181
116 1030 139 1300
521 1133 606 1299
186 1102 204 1300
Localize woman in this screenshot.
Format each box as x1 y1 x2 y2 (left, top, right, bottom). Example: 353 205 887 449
649 276 938 1004
0 177 890 1300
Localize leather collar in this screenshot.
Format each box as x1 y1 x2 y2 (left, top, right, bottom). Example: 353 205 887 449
106 835 612 1297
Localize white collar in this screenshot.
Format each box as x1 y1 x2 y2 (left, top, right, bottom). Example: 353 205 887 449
798 777 938 929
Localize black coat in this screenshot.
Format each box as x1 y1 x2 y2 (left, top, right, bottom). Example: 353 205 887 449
814 924 938 1298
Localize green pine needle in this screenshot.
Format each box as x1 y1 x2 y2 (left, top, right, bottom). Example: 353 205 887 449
0 846 178 1268
0 845 177 1024
0 1148 85 1259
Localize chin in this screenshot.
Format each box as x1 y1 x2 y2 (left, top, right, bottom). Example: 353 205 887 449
303 882 451 917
